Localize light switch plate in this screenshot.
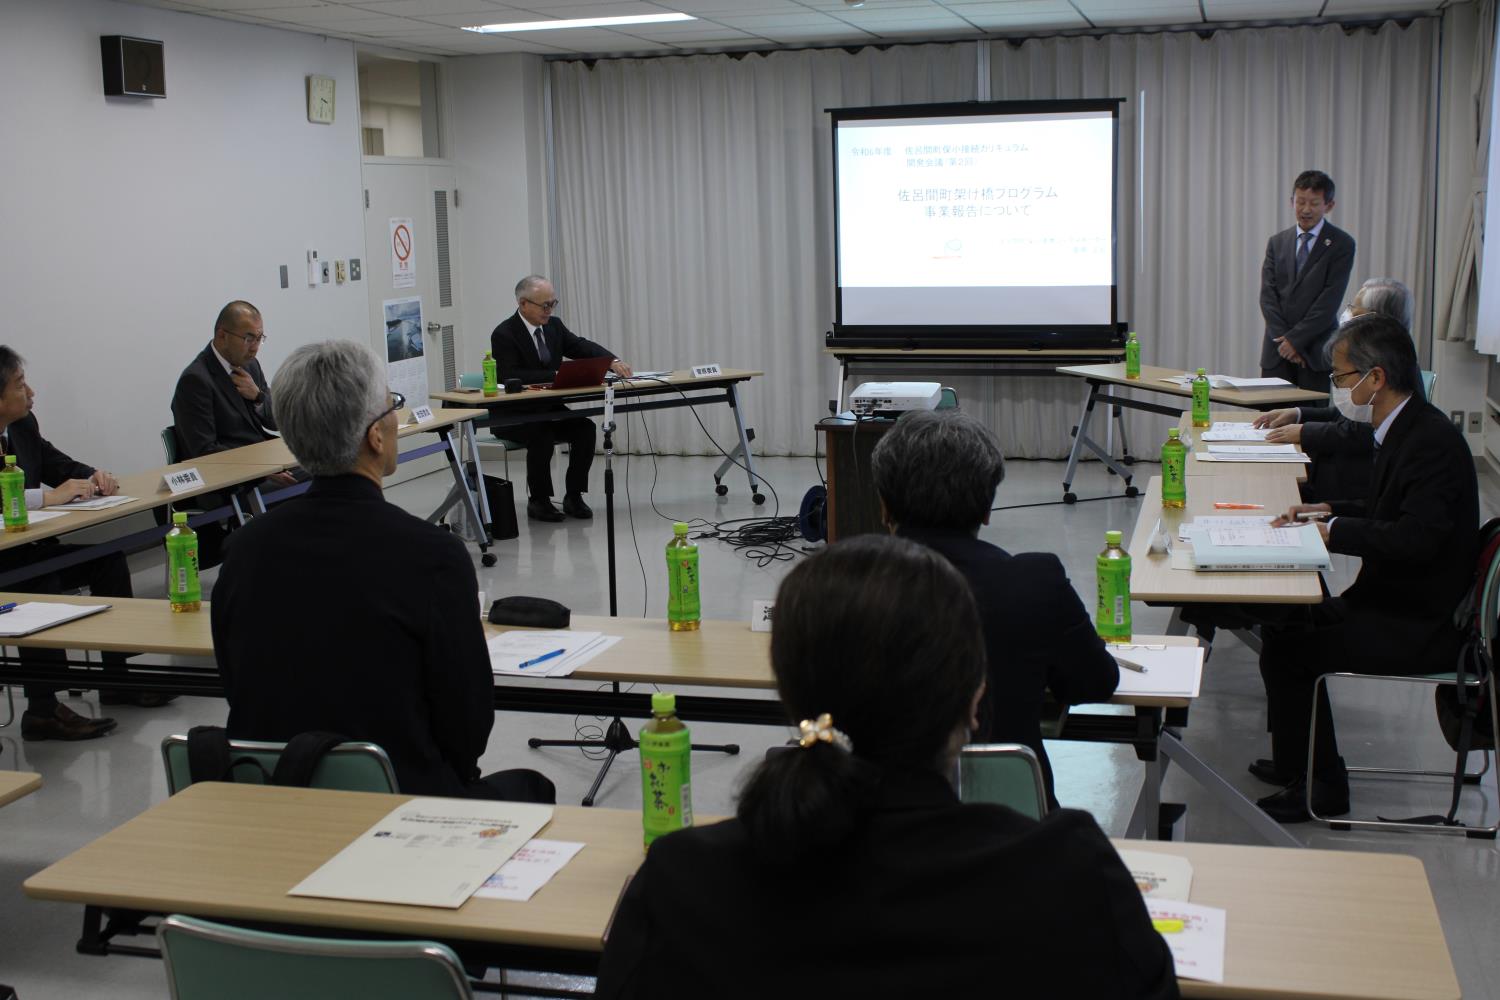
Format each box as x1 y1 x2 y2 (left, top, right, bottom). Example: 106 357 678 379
349 258 362 281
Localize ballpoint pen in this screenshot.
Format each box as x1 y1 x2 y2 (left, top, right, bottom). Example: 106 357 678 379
1213 502 1264 509
0 602 17 615
518 648 566 670
1112 653 1148 673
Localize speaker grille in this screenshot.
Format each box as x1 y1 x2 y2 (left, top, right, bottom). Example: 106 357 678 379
434 190 453 308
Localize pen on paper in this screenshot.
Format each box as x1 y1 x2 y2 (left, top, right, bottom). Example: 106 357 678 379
1213 502 1264 510
0 603 16 615
518 648 566 670
1295 511 1330 521
1113 654 1148 674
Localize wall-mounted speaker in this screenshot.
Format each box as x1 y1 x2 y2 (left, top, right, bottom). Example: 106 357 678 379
100 35 165 98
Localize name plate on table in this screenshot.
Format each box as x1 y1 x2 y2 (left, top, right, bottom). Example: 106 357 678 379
162 467 205 495
751 599 775 632
691 363 723 378
408 405 435 425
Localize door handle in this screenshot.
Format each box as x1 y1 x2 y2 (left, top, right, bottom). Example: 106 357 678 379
426 322 442 333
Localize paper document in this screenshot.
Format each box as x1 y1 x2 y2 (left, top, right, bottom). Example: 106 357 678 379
288 798 553 908
1194 452 1310 464
13 509 68 525
1207 444 1298 455
473 839 585 901
1118 849 1193 900
1200 423 1269 442
1160 374 1292 390
0 602 111 639
43 495 135 511
1177 516 1273 541
1207 527 1303 548
488 630 621 677
1111 645 1203 698
1147 899 1227 984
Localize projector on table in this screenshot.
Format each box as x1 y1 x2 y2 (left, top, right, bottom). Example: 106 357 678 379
849 381 942 417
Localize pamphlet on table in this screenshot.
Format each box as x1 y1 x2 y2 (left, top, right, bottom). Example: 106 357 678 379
0 602 111 638
1117 849 1193 900
487 630 622 677
1110 645 1203 698
1147 899 1227 984
1199 422 1271 442
473 839 585 901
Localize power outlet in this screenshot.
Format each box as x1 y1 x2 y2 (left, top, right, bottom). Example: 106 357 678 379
1469 411 1483 433
349 258 362 281
1451 410 1465 430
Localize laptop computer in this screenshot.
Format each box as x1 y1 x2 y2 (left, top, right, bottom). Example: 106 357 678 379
537 356 613 390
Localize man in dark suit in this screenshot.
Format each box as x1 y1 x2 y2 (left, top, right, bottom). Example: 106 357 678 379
869 409 1119 806
212 340 553 803
0 346 144 739
1259 170 1356 392
1253 313 1478 822
490 275 632 522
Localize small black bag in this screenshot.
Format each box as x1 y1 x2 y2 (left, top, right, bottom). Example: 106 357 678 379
488 596 570 629
481 474 519 541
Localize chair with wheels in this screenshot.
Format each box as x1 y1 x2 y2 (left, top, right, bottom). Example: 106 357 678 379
1307 517 1500 836
160 735 399 795
954 743 1048 820
157 914 473 1000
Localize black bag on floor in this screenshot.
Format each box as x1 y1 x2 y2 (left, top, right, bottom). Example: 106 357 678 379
480 473 519 541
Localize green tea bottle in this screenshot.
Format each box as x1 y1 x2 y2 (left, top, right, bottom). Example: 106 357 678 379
1095 530 1132 644
1125 332 1141 379
1162 428 1187 509
666 522 700 632
1191 368 1211 428
640 692 692 849
165 512 201 613
1 455 26 533
481 351 499 397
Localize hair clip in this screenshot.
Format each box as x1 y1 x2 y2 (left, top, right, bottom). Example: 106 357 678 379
797 713 852 752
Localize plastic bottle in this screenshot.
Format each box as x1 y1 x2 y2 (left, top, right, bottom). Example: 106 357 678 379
165 512 201 613
1 455 26 533
1095 529 1132 644
481 351 499 397
1161 428 1187 509
639 692 692 849
1191 367 1211 428
1125 331 1141 380
666 522 700 632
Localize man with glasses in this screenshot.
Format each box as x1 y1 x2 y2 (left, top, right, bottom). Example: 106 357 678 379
212 341 554 804
491 275 632 522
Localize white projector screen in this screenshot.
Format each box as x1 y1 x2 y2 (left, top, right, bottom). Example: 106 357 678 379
832 100 1120 347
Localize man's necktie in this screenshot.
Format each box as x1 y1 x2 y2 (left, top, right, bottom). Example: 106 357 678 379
1295 231 1312 276
533 327 551 366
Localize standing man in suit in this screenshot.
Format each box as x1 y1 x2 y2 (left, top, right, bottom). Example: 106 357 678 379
171 301 295 488
491 275 632 522
0 346 151 738
869 410 1119 806
1253 313 1477 822
212 340 554 803
1259 170 1356 392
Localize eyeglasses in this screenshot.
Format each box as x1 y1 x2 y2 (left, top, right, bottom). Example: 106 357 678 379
366 391 405 433
221 329 268 346
1329 368 1365 387
523 298 559 311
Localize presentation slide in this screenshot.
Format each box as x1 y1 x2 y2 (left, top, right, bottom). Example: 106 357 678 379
835 106 1117 331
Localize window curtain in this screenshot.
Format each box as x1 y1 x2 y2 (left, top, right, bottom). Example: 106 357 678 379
1442 0 1499 349
549 21 1437 457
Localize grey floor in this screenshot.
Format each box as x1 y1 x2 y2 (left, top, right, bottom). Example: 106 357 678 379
1 452 1498 998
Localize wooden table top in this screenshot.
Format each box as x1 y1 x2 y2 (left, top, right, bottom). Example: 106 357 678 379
1058 363 1329 407
0 462 285 554
1177 409 1309 483
1125 475 1323 604
431 368 762 407
23 783 1458 999
0 770 41 808
190 409 481 468
826 346 1121 358
0 592 213 656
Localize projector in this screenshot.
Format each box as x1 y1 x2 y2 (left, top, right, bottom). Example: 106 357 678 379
849 381 942 416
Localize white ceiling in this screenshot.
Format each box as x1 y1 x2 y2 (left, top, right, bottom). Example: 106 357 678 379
119 0 1451 58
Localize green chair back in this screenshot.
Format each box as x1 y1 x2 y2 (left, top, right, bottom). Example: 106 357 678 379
160 735 399 795
1420 369 1437 400
955 743 1048 819
158 914 473 1000
458 371 483 390
938 386 959 410
161 426 180 465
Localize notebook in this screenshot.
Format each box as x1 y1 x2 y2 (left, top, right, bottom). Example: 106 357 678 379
0 602 111 638
1182 523 1330 572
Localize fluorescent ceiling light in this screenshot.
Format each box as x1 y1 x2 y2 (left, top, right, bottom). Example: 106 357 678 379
464 12 696 33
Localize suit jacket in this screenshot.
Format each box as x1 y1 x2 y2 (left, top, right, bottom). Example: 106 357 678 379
1293 406 1374 504
1327 399 1478 666
211 475 495 797
1259 222 1356 372
490 312 613 386
1 413 93 488
901 528 1118 805
171 344 277 459
596 768 1179 1000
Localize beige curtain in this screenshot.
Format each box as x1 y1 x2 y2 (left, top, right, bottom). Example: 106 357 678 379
1436 0 1496 345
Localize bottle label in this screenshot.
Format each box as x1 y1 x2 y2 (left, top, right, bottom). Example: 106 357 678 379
641 731 692 842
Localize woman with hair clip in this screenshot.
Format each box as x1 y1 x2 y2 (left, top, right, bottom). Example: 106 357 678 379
596 535 1178 999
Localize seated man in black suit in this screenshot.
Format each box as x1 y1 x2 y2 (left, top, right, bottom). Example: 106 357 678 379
211 339 553 803
869 409 1118 806
0 346 148 738
1253 312 1478 822
490 275 632 523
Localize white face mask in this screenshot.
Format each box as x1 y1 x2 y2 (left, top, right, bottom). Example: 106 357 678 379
1332 371 1374 423
1338 307 1355 326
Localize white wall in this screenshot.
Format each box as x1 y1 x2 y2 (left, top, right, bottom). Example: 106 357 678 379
447 53 550 360
0 0 367 473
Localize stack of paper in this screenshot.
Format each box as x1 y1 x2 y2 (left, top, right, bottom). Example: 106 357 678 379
43 495 136 511
1183 522 1330 572
1109 645 1203 698
1176 515 1274 541
1160 373 1292 390
0 602 111 638
487 630 621 677
1199 422 1270 442
1197 444 1310 464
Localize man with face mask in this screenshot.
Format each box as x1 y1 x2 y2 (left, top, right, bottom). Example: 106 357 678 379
1251 313 1477 822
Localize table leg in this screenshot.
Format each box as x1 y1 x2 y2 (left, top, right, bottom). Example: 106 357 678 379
462 418 493 534
724 383 764 505
1159 729 1303 848
1061 381 1098 501
439 427 495 567
1124 750 1168 839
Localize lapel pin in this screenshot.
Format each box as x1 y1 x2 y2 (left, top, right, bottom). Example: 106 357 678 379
1323 238 1332 246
